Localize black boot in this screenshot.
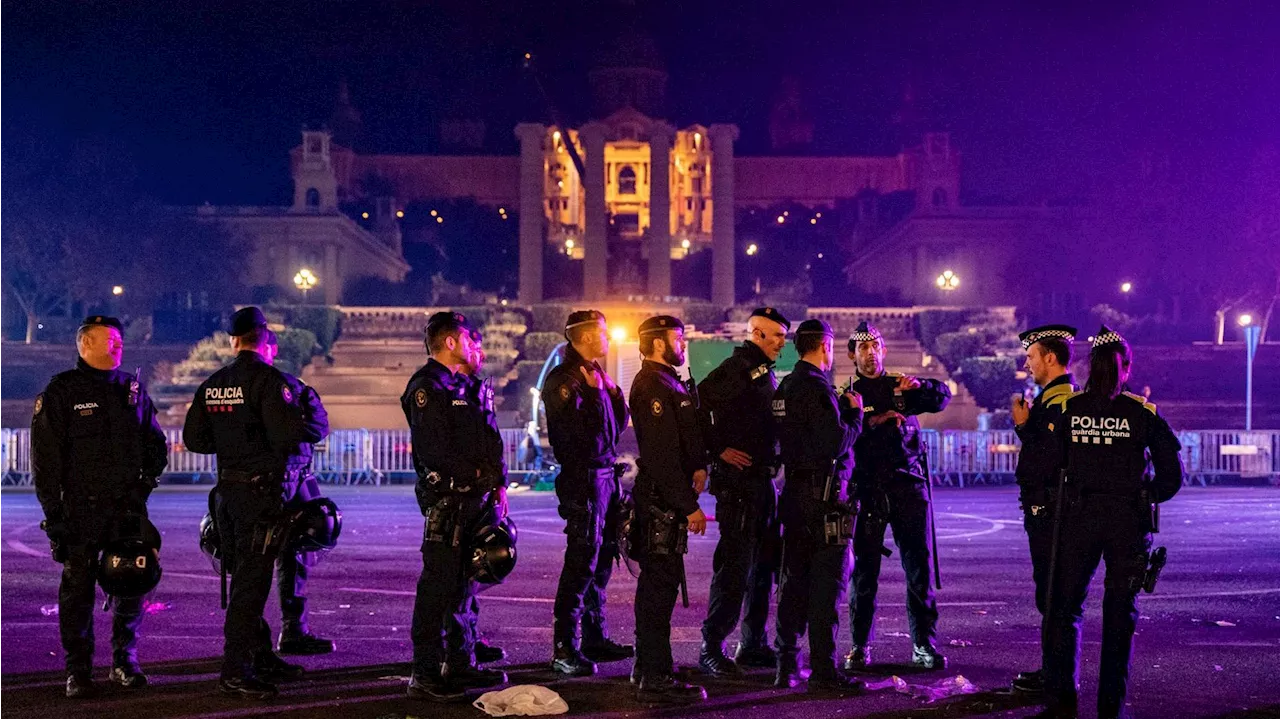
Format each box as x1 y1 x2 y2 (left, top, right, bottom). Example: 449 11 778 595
253 650 305 682
406 671 468 703
734 642 777 668
218 676 279 700
842 645 872 671
582 637 635 663
698 642 741 676
636 674 707 704
475 640 506 664
109 662 148 689
277 624 334 655
551 643 598 677
911 643 947 670
447 664 508 689
1012 668 1045 694
809 668 864 694
65 672 97 699
774 651 801 689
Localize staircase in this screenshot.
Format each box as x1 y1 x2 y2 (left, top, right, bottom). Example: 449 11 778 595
301 338 425 429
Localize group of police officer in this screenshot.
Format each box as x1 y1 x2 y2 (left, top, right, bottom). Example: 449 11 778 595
33 307 1182 718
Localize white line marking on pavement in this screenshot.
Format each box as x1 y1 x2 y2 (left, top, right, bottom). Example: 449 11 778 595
1143 588 1280 600
6 538 48 558
339 587 555 603
934 513 1006 540
937 601 1009 607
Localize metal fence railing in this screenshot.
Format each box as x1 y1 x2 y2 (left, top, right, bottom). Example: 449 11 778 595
3 428 1277 487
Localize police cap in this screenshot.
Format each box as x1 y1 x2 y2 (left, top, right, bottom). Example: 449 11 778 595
564 310 606 336
848 320 883 351
1091 324 1126 350
1019 324 1078 351
80 315 124 333
749 307 791 331
638 315 685 335
228 307 268 337
795 319 834 337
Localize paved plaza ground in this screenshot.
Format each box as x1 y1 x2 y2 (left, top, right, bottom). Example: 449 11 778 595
3 486 1278 719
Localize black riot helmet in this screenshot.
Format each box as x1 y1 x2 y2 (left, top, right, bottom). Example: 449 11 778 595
98 514 163 598
287 498 343 553
469 514 518 586
199 512 224 574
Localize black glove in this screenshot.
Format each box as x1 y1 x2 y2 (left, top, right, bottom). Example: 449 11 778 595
1019 488 1050 518
40 517 71 563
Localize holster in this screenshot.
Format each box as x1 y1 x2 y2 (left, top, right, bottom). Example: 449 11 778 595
424 495 464 547
646 506 688 556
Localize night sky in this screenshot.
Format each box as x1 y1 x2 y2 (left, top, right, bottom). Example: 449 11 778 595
4 0 1277 207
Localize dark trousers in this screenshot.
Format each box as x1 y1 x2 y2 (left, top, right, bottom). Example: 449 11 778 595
850 479 938 647
774 493 851 676
634 548 684 677
412 496 484 674
59 542 145 673
215 481 295 680
1044 498 1151 718
1025 505 1054 670
552 467 619 648
702 475 779 650
277 475 323 630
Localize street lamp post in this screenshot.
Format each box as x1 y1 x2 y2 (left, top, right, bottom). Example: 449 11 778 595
1239 314 1261 430
293 268 318 303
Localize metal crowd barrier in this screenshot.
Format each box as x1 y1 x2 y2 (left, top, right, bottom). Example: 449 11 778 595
3 428 1277 487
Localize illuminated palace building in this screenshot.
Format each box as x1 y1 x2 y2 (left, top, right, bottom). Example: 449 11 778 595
285 27 1066 308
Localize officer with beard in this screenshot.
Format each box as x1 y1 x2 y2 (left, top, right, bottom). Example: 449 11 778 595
33 315 169 698
845 321 951 672
183 307 324 699
401 312 509 702
697 307 789 675
629 315 708 704
541 310 632 677
1036 327 1182 719
771 319 865 693
1009 325 1078 695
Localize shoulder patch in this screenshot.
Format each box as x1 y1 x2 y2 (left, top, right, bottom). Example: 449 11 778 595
750 364 770 381
33 394 44 416
559 384 571 401
281 384 293 403
415 388 428 408
651 398 664 416
1121 391 1158 414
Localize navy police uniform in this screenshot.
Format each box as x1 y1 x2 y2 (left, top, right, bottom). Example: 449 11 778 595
699 307 788 667
771 319 864 689
846 322 951 665
32 316 168 692
1041 328 1182 719
628 316 707 700
183 308 327 695
401 313 507 696
541 310 631 669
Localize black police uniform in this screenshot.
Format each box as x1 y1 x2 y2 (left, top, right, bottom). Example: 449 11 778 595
459 371 503 663
541 336 630 667
183 313 327 694
1016 373 1076 620
847 363 951 662
275 382 333 654
629 350 706 697
699 338 782 665
32 320 168 692
772 356 863 688
401 356 506 692
1042 385 1182 718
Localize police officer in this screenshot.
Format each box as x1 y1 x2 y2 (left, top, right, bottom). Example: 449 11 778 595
260 330 335 656
697 307 789 675
1009 325 1078 695
1037 327 1182 719
183 307 326 699
845 320 951 671
32 315 169 698
629 315 708 704
458 328 505 665
541 310 632 676
772 319 865 693
402 312 509 702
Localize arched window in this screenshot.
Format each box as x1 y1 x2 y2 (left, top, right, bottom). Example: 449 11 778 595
305 188 321 207
618 166 637 195
932 188 948 208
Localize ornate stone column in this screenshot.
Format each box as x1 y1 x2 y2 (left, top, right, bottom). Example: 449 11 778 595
515 123 547 304
580 122 610 301
709 124 739 307
647 123 675 298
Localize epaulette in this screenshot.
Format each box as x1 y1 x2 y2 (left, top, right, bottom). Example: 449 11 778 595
1121 391 1158 415
886 372 903 378
1041 383 1075 409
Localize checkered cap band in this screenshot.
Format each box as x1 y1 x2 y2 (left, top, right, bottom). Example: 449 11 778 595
1021 328 1076 351
1092 326 1125 349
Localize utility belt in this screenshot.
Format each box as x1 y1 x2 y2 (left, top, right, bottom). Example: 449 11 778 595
710 460 776 495
422 469 477 495
787 465 856 546
218 468 301 488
